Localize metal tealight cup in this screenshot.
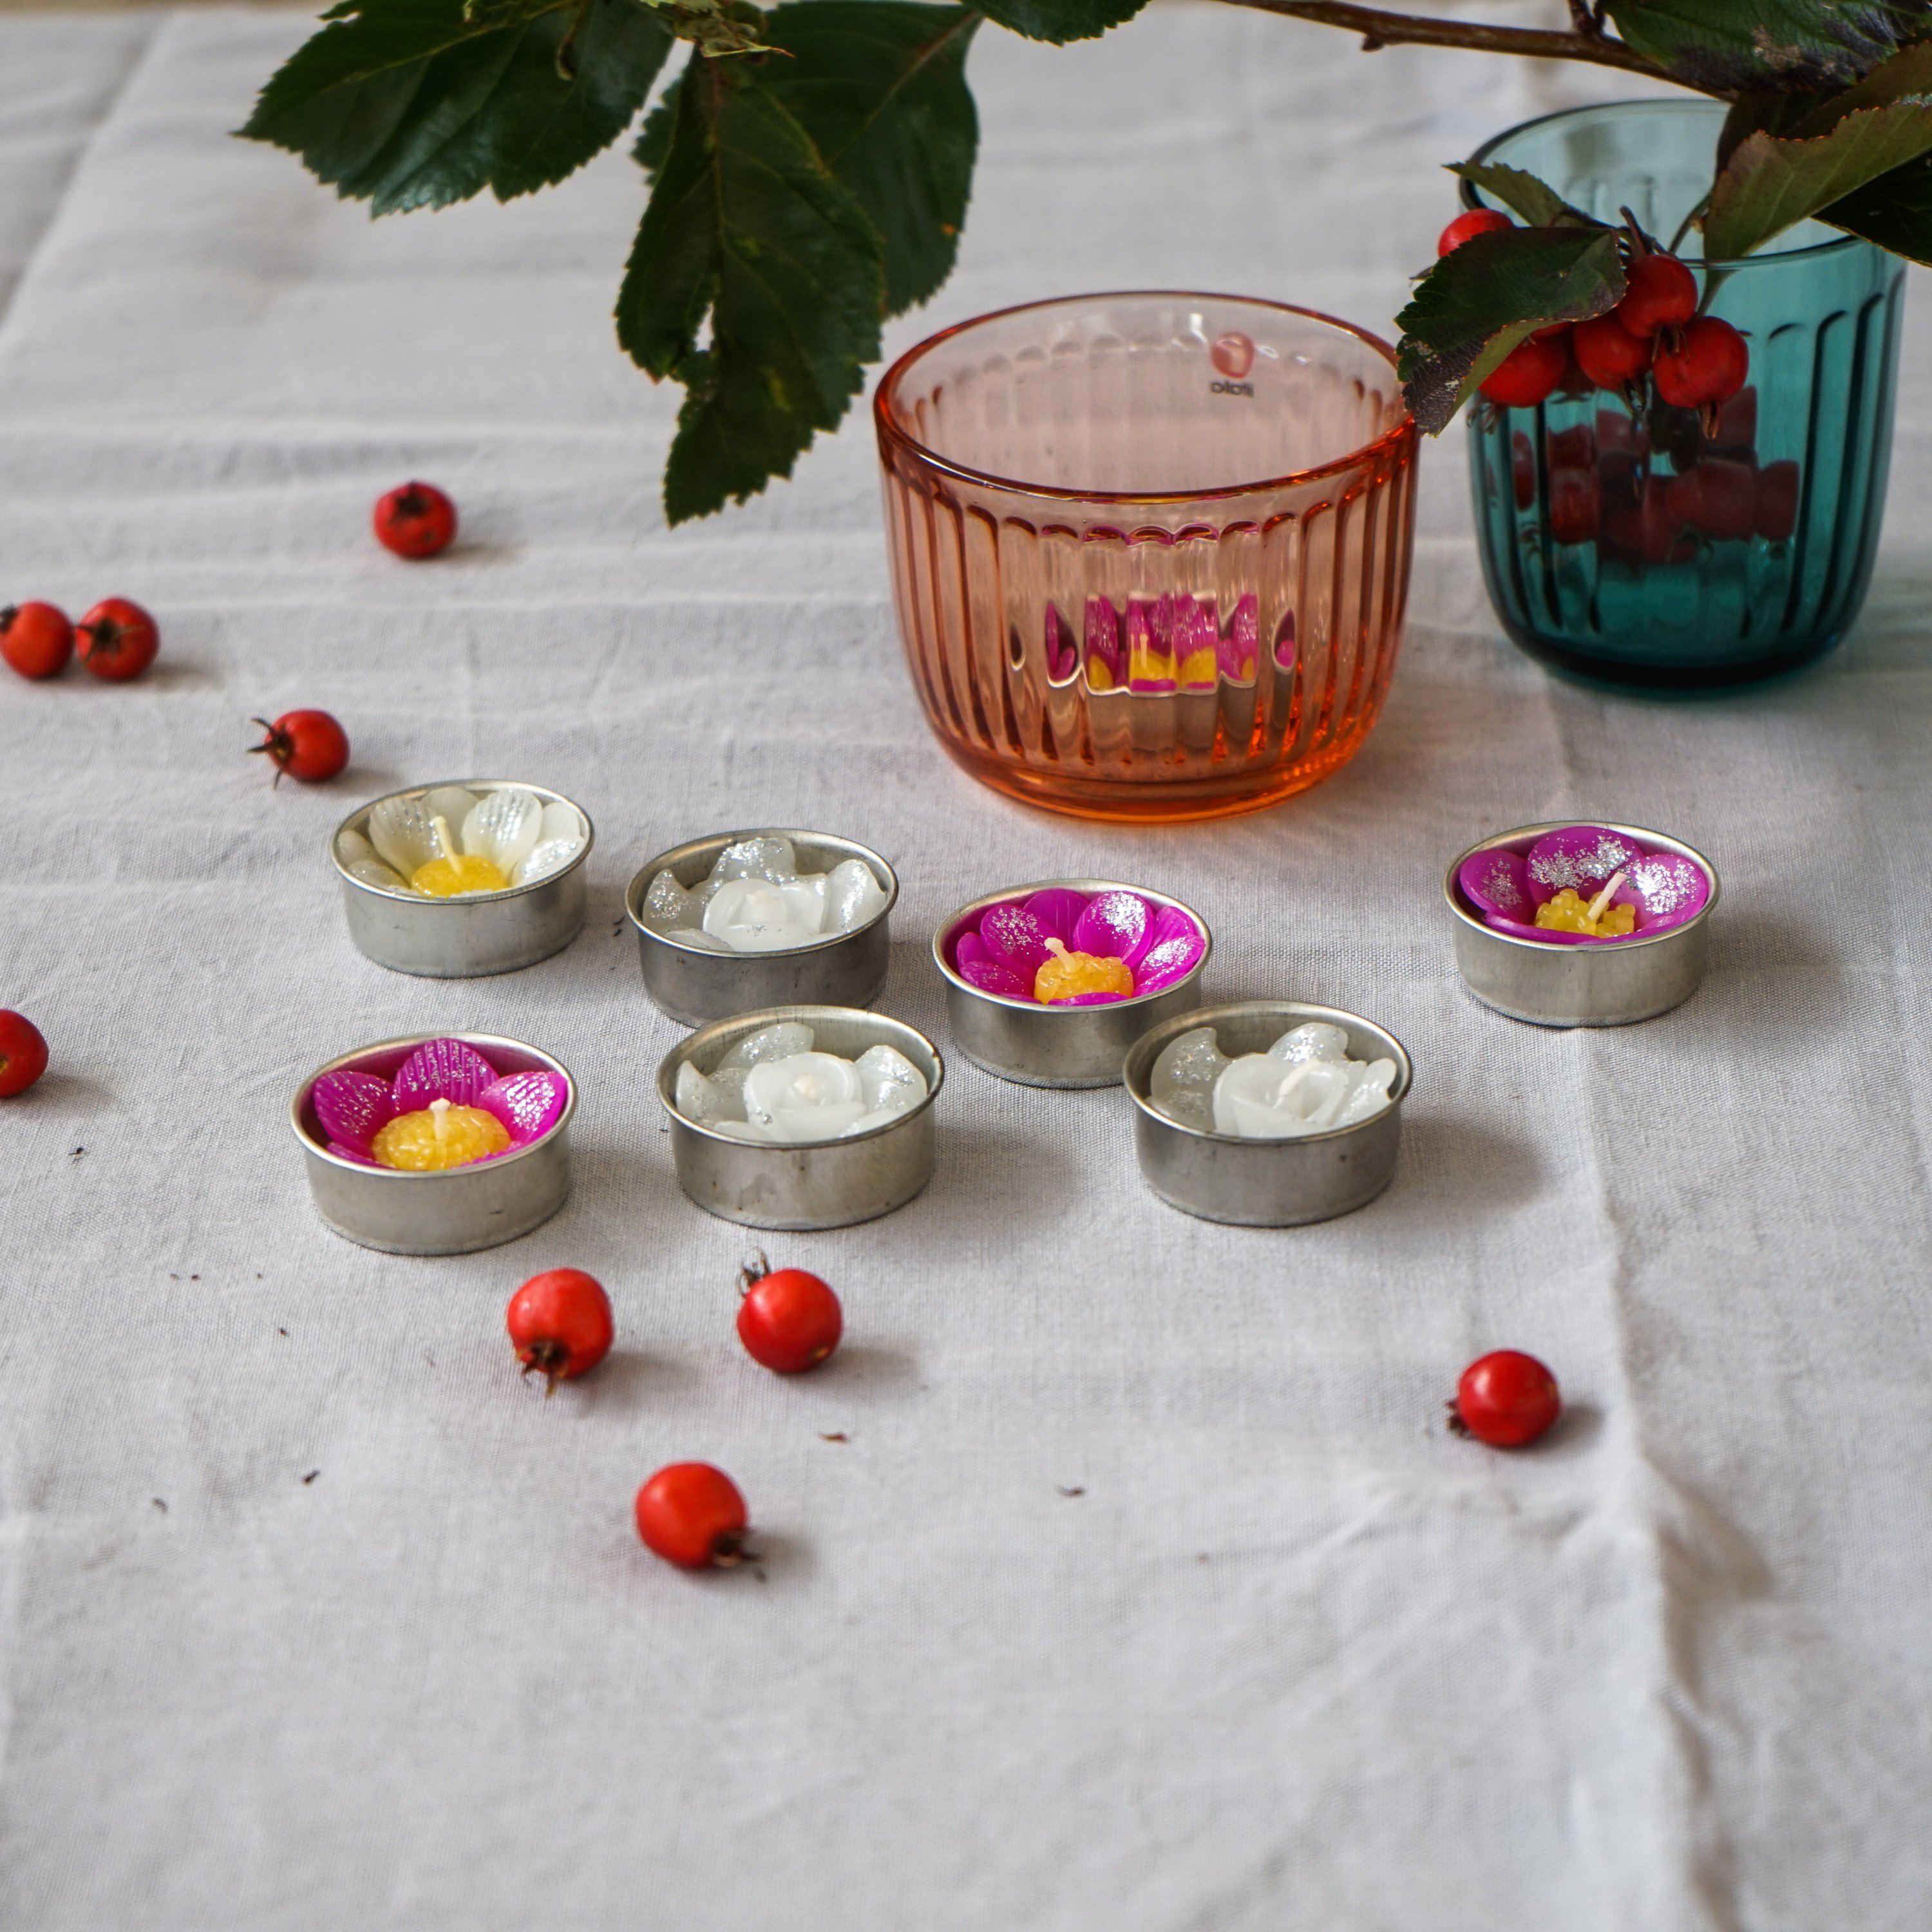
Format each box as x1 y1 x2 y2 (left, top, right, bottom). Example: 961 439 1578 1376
626 830 898 1027
657 1006 942 1231
1444 822 1719 1027
933 879 1211 1088
1124 1000 1411 1226
290 1032 576 1255
332 781 592 978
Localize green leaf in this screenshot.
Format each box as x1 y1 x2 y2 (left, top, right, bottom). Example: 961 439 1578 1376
1396 226 1626 433
1604 1 1926 93
616 54 886 521
758 2 979 314
632 73 681 172
1448 161 1604 229
966 0 1147 47
240 0 672 214
1820 144 1932 258
1703 41 1932 256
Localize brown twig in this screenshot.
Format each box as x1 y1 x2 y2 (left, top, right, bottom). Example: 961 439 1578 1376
1208 0 1696 88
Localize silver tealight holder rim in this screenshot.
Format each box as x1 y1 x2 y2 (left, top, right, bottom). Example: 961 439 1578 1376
1441 820 1721 952
1122 998 1414 1145
931 876 1214 1011
655 1004 945 1148
624 828 900 959
330 778 595 905
289 1029 579 1177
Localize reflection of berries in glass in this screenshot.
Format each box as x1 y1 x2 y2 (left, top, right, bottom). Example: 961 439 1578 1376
1209 333 1254 380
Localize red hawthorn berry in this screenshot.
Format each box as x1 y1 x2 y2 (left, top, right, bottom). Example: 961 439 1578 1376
1572 311 1654 390
1479 332 1569 410
1654 316 1750 410
1615 252 1699 337
1 601 73 680
75 598 158 682
1437 208 1513 256
635 1463 750 1570
372 482 457 560
0 1011 49 1098
250 710 349 786
737 1255 842 1374
507 1268 614 1392
1450 1350 1561 1448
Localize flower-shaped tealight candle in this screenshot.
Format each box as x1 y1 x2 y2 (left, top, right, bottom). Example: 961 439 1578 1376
312 1037 567 1170
340 786 587 898
291 1031 577 1254
626 831 898 1027
332 782 594 978
1446 822 1719 1027
935 879 1211 1087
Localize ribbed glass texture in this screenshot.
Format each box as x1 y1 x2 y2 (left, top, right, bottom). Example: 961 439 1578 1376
1466 100 1906 691
875 295 1419 822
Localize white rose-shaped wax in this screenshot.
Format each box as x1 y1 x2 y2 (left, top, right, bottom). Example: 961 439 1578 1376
1209 1023 1396 1138
741 1052 869 1141
703 875 830 952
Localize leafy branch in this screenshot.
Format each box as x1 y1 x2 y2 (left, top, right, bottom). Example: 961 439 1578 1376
240 0 1932 521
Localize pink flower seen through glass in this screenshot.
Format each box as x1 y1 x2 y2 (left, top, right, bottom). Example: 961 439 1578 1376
949 887 1206 1005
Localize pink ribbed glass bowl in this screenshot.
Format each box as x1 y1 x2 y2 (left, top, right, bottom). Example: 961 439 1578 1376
875 292 1419 822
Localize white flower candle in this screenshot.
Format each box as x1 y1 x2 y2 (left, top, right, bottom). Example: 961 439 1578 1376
641 837 887 954
339 786 587 898
675 1022 928 1144
1153 1021 1396 1137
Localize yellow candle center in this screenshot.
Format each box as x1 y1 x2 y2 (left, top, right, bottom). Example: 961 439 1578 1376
409 813 509 896
371 1096 511 1170
1034 936 1135 1004
1534 887 1636 938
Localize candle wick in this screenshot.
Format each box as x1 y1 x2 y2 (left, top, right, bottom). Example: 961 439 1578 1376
430 1096 451 1142
1585 867 1628 925
1043 937 1069 961
430 814 457 861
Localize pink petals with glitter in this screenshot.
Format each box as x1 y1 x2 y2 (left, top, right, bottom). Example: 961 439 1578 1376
948 887 1206 1005
309 1038 567 1165
1457 826 1711 944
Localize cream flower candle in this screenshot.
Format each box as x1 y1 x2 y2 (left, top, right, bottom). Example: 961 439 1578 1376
640 837 888 954
1151 1021 1396 1137
338 786 587 898
674 1021 928 1144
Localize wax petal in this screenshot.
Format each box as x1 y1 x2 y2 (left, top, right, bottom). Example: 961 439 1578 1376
958 957 1034 1001
1073 891 1154 967
1132 910 1205 993
393 1038 499 1109
1484 912 1598 946
1458 848 1533 922
1061 990 1128 1005
476 1070 565 1145
327 1139 381 1168
825 858 889 934
461 788 544 875
1023 888 1088 945
421 788 480 828
954 931 993 972
1625 851 1709 933
366 795 440 876
513 836 582 887
1524 826 1643 903
979 904 1050 973
312 1070 395 1152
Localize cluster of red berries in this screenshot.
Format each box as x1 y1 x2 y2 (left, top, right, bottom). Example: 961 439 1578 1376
1 598 158 684
505 1255 844 1570
1439 209 1749 416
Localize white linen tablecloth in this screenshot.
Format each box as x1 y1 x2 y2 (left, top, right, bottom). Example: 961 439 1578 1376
2 7 1929 1927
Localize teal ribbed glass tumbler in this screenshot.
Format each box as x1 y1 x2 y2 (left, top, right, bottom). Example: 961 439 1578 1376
1464 100 1906 690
